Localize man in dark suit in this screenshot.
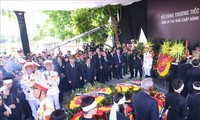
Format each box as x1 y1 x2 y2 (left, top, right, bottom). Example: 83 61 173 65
122 47 129 75
75 54 85 88
95 50 104 83
66 56 82 90
88 51 96 65
177 58 192 97
82 58 96 84
131 78 159 120
114 49 123 80
128 50 135 78
54 56 67 103
187 81 200 120
102 51 109 82
186 59 200 94
107 49 116 79
134 50 143 79
164 79 188 120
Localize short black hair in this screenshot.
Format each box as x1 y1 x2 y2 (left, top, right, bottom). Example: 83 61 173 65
180 57 187 63
172 79 183 90
192 59 199 66
81 96 95 108
113 93 125 114
50 109 67 120
113 93 124 103
3 76 14 80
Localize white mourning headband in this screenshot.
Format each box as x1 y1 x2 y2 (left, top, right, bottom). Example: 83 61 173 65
174 84 184 93
3 79 13 84
82 101 97 112
193 82 200 90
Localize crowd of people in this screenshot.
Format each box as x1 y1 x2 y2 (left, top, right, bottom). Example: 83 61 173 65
0 41 200 120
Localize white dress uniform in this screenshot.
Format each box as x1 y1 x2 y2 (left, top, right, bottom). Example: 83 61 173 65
43 70 60 109
143 52 153 77
21 73 39 120
37 98 54 120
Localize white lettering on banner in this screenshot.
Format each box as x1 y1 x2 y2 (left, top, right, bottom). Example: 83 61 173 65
160 7 200 25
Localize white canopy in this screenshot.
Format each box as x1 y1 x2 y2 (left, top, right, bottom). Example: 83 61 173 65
1 0 141 11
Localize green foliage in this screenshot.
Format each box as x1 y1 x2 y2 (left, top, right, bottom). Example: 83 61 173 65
1 10 16 20
38 10 73 40
38 5 119 43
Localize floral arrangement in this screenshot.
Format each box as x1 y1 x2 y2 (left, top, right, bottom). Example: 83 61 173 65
169 41 186 62
155 53 173 77
66 80 165 120
154 40 173 77
154 40 186 77
115 80 141 93
150 91 165 111
160 41 171 55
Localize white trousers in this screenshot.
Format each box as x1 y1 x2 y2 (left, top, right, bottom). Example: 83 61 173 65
48 93 60 109
144 66 151 76
28 100 38 120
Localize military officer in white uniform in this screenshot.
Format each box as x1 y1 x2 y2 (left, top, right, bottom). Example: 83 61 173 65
43 60 60 109
21 62 39 120
143 46 153 78
32 80 54 120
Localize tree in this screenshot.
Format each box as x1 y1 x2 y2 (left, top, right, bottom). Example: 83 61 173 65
37 10 72 40
38 5 119 44
0 10 17 44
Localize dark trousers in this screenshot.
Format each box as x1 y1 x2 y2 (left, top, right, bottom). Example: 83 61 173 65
129 65 134 78
135 67 142 78
58 77 67 103
116 64 122 79
103 69 109 82
112 65 116 78
123 63 128 75
97 69 103 82
108 66 112 79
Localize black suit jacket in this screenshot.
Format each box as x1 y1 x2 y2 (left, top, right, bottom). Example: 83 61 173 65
82 63 96 83
95 55 104 70
55 63 66 79
66 63 81 88
113 53 123 66
134 55 142 68
186 67 200 94
165 92 188 120
128 54 135 66
187 93 200 120
131 91 159 120
107 53 114 66
177 63 192 81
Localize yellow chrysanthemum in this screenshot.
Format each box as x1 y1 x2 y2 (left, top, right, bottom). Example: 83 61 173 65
95 96 104 103
105 87 112 94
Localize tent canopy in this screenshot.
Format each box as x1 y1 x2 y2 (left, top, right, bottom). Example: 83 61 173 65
1 0 141 11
